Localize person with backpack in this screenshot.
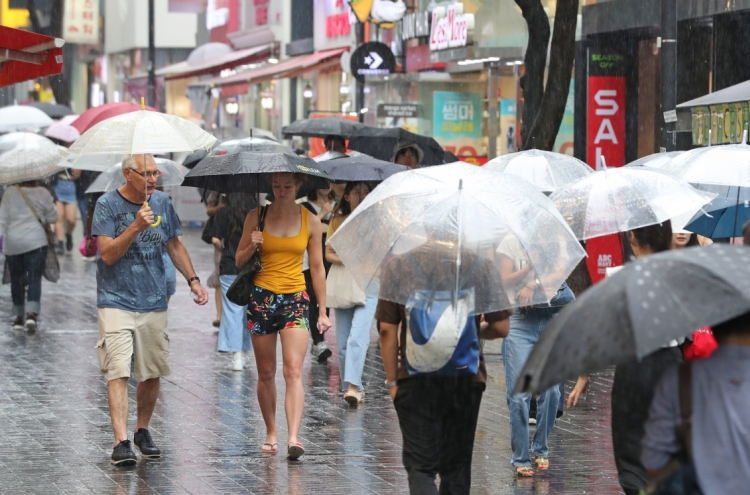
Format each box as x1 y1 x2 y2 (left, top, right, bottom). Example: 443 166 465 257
641 309 750 494
326 181 376 405
497 237 575 477
376 240 512 494
211 192 257 370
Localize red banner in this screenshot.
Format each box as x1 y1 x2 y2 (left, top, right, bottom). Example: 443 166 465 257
586 234 624 284
587 76 625 170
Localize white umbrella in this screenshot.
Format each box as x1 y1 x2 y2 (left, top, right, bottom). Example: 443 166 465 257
0 145 66 185
551 166 714 240
327 162 586 313
0 132 56 153
58 152 132 172
44 115 81 143
484 149 592 194
624 151 683 169
0 105 55 132
85 158 188 194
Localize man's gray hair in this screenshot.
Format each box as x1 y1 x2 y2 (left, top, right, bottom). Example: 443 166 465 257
121 154 155 172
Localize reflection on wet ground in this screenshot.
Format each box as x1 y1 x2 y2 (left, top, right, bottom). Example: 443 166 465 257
0 228 622 493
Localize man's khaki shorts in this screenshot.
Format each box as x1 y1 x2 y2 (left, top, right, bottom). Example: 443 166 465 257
96 308 170 382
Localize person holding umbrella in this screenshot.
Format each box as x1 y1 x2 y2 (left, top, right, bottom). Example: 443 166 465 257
392 142 423 169
93 154 209 466
235 172 331 460
324 135 347 154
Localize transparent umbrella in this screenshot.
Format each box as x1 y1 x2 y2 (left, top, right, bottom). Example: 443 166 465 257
85 158 188 194
0 132 56 153
213 137 294 155
58 152 133 172
0 145 66 185
551 166 714 240
624 151 683 169
484 149 592 194
327 162 586 314
0 105 54 132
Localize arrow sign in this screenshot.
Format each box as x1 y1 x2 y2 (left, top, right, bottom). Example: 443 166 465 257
368 51 383 69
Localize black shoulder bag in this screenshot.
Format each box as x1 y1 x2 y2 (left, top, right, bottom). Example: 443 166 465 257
226 205 268 306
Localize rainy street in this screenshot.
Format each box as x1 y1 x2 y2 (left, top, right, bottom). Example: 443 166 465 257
0 227 621 494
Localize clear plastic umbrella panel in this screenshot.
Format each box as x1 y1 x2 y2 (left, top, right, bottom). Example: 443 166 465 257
484 149 592 194
327 162 586 315
85 158 188 194
0 145 66 185
551 166 714 240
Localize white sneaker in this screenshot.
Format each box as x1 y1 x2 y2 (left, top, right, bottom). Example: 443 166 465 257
230 352 244 371
529 418 537 426
310 341 332 362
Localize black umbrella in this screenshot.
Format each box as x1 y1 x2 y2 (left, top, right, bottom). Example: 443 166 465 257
318 154 408 182
214 137 294 155
27 102 74 119
514 244 750 395
181 148 209 169
348 127 445 165
182 152 330 193
282 117 365 138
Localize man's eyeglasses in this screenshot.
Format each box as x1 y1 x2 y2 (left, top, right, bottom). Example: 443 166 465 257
128 168 161 179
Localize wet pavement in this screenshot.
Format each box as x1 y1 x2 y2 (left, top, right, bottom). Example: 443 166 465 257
0 227 623 494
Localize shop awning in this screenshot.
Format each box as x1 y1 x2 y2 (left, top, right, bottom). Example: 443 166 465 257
201 48 348 96
156 43 275 81
0 26 65 88
677 79 750 108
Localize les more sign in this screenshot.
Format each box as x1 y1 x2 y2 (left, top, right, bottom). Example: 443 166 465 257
429 2 474 51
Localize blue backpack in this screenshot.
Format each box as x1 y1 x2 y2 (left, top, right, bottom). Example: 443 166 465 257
404 256 482 378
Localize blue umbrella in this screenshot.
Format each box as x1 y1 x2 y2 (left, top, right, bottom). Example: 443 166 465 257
684 185 750 238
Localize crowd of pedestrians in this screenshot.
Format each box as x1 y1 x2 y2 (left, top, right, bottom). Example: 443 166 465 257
3 149 749 495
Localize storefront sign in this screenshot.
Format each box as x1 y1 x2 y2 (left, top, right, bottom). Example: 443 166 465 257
586 235 624 285
429 3 474 51
63 0 100 45
377 103 418 118
327 12 351 37
401 11 431 40
587 50 627 170
314 0 355 51
245 0 281 28
350 42 396 83
433 91 481 139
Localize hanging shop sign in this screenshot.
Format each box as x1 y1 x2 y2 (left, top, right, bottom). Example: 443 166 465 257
377 103 419 118
401 11 431 41
315 0 355 51
586 50 626 170
63 0 100 45
429 2 474 52
433 91 481 139
350 41 396 83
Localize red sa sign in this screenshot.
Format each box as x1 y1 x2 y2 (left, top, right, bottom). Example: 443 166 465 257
587 76 625 170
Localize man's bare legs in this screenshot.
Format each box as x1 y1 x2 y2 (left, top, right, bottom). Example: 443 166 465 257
108 377 161 444
251 333 279 447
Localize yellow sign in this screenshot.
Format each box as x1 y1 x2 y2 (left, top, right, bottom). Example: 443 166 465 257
1 0 29 28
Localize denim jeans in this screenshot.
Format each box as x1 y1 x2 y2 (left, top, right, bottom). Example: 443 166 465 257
334 296 377 391
6 246 47 317
218 274 252 353
502 311 561 467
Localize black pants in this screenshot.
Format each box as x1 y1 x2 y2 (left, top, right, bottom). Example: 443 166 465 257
304 269 326 344
6 246 47 317
394 378 483 495
611 347 683 493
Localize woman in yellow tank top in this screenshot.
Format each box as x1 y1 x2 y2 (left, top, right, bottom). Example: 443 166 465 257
236 172 331 460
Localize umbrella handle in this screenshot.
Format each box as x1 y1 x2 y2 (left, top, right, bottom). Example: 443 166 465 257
144 201 162 227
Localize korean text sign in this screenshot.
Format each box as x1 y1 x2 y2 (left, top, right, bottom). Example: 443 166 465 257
433 91 481 140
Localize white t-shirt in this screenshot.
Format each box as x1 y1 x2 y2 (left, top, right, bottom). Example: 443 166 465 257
496 235 534 299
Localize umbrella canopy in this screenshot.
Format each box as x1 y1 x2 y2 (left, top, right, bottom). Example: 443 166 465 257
348 127 445 165
0 132 56 153
327 162 586 313
551 167 714 240
44 115 80 143
318 154 408 181
85 158 188 194
313 150 347 162
484 150 592 194
213 137 294 155
182 152 330 193
0 145 66 185
70 102 158 134
282 117 365 138
58 153 132 172
26 102 74 119
0 105 54 132
625 151 683 169
68 109 217 156
514 244 750 394
661 144 750 187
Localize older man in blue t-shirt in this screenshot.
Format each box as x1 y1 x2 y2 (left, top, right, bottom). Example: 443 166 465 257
92 154 208 466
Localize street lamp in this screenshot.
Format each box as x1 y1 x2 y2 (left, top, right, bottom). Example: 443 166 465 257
225 100 239 115
303 84 313 99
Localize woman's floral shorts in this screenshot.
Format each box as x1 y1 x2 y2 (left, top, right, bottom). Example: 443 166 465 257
247 286 310 336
